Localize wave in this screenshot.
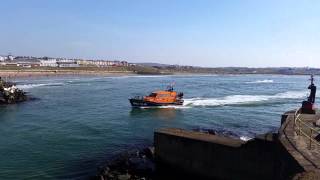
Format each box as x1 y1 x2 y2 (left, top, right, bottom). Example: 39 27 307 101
183 91 308 107
240 136 252 141
16 83 64 89
246 79 274 84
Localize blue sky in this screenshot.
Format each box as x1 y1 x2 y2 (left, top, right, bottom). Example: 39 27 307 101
0 0 319 67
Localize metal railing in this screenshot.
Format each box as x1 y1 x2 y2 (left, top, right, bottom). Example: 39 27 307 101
294 108 320 149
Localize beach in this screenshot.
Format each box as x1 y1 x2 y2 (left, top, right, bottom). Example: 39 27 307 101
0 69 135 78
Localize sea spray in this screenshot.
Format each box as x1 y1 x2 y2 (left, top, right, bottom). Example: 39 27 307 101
246 79 274 84
16 82 64 90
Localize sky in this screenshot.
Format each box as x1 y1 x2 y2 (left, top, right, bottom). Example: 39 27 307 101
0 0 319 67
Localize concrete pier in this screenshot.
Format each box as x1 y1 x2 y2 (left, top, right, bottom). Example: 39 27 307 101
154 110 320 179
279 111 320 174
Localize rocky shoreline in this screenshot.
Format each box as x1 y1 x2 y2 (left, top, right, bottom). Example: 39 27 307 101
93 147 155 180
0 78 28 104
93 128 254 180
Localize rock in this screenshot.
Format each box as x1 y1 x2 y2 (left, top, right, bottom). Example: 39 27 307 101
0 80 28 104
143 147 155 159
102 167 110 176
99 175 105 180
117 173 131 180
128 157 155 175
96 148 155 180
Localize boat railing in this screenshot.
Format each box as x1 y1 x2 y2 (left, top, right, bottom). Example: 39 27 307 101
294 108 320 149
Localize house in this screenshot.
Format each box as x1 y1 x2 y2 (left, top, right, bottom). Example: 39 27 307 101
40 59 58 67
0 56 5 62
8 55 14 61
4 63 18 67
58 62 79 68
76 60 90 66
56 59 79 67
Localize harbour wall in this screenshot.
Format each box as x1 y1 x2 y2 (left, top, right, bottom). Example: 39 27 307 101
154 115 305 180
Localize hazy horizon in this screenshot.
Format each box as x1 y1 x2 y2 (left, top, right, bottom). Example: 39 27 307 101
1 0 319 68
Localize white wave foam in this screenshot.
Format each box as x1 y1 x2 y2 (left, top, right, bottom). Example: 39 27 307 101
240 136 252 141
17 83 64 89
246 79 274 84
183 91 308 107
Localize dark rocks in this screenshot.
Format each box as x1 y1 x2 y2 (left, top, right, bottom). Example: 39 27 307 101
143 147 155 160
193 127 240 137
94 147 155 180
0 78 28 104
117 173 131 180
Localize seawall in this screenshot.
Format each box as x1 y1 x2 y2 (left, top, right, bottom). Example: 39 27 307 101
154 110 319 179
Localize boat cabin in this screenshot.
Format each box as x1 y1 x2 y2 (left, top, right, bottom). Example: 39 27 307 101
144 90 179 104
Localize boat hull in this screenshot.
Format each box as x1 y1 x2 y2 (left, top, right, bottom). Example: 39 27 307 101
129 98 184 107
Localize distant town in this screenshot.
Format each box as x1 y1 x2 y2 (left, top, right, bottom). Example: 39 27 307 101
0 54 130 68
1 54 320 76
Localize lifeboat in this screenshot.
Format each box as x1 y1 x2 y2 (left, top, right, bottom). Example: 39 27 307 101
129 85 184 107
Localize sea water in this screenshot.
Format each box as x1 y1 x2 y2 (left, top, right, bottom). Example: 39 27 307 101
0 74 317 179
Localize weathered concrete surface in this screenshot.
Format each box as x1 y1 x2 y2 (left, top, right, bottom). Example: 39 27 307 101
154 110 320 180
155 127 304 180
279 111 320 174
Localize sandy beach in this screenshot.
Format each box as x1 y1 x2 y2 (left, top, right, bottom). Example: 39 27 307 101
0 69 136 78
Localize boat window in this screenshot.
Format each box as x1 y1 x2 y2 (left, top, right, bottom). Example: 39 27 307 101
149 93 157 97
158 94 170 97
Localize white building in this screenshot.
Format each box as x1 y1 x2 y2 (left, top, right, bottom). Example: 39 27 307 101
56 59 79 67
58 62 79 68
0 56 5 62
8 55 14 61
77 60 129 67
57 59 76 63
40 59 58 67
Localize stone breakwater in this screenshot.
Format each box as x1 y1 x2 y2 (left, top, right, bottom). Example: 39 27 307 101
0 79 28 104
95 110 320 180
93 128 255 180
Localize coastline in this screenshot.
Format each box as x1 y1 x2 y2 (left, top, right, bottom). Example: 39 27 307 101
0 69 136 78
0 68 314 78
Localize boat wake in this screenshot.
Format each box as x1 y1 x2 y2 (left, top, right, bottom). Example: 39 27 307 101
183 91 308 107
17 83 64 90
246 79 274 84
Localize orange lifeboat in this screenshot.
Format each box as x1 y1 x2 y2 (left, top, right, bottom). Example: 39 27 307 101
129 85 184 107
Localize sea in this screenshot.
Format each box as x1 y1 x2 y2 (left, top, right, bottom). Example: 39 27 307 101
0 74 318 179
